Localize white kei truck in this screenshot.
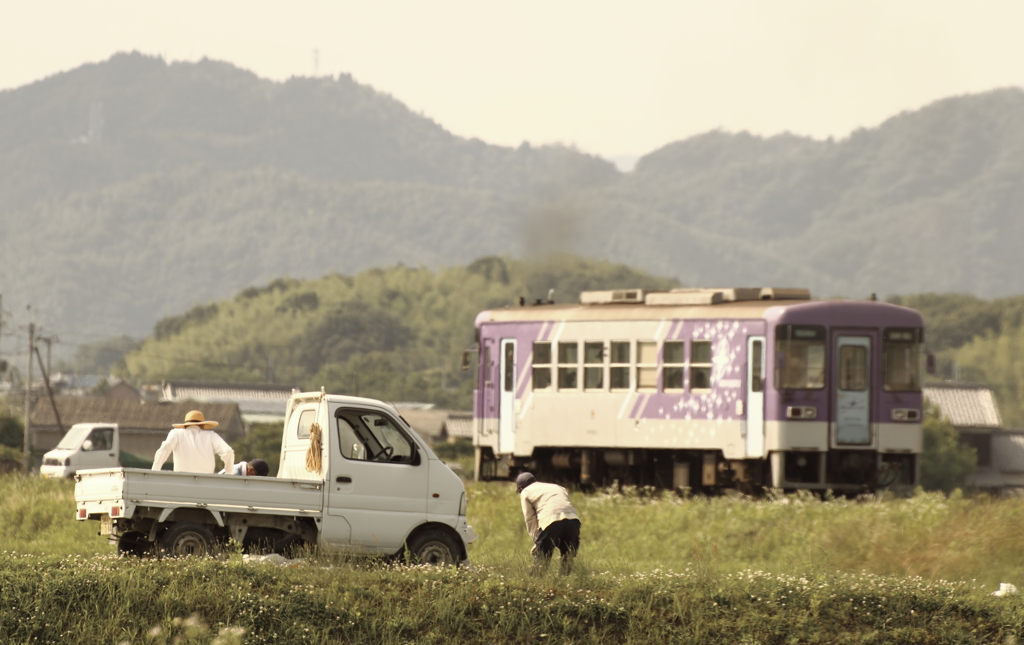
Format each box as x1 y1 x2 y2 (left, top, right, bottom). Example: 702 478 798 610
41 423 121 479
74 392 478 565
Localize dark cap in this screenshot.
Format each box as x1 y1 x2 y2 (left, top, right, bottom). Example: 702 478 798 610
249 458 270 476
515 472 537 492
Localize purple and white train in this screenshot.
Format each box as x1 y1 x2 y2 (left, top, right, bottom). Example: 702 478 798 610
470 288 925 492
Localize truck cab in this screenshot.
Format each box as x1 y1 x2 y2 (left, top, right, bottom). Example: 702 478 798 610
278 393 472 557
41 423 119 478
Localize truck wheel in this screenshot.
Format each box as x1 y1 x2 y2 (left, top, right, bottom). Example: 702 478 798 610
117 531 151 557
407 530 460 566
158 522 215 557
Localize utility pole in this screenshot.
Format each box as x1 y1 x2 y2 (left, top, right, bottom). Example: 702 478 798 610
35 345 64 435
23 322 34 473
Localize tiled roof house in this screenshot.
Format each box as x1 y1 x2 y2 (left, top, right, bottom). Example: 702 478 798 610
161 380 298 423
924 382 1024 489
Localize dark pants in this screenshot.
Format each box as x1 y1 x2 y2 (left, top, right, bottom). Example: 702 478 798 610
533 518 581 574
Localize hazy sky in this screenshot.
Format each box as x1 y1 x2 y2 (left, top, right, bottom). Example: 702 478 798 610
4 1 1024 160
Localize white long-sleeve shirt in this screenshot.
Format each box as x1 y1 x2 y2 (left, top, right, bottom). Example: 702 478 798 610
520 482 580 541
151 426 234 474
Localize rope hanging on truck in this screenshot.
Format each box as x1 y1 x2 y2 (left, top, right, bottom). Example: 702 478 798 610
305 423 323 473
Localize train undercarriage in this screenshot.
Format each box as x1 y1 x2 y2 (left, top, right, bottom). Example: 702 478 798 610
476 447 917 494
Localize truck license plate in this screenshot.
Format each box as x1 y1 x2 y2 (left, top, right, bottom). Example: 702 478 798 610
100 515 113 535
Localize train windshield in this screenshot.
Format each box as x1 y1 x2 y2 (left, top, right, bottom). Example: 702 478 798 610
883 328 923 392
776 325 826 389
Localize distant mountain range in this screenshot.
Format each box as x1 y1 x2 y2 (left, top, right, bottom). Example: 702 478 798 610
1 52 1022 344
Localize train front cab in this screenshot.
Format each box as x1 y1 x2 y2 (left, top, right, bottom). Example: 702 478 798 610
767 317 924 492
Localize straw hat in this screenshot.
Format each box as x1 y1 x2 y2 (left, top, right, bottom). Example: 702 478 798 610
173 410 219 429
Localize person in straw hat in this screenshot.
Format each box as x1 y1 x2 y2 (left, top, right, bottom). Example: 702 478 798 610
152 410 235 474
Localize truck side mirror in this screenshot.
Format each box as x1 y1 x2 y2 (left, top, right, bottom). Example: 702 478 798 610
82 440 93 451
926 353 936 375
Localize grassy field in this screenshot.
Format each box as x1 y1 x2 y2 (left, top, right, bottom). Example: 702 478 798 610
4 475 1024 643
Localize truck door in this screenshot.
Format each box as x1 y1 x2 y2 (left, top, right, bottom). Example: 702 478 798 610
78 426 117 471
499 338 517 454
834 335 872 446
745 336 766 458
325 405 428 553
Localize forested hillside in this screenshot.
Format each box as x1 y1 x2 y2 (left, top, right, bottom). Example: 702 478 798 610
118 256 678 409
2 52 1024 346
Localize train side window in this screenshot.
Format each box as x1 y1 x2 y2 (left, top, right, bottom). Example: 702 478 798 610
663 341 684 390
637 341 658 390
610 341 631 390
691 340 712 391
584 342 604 390
558 342 579 389
532 342 552 390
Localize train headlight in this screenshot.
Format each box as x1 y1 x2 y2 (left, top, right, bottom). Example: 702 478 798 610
786 406 817 420
891 408 920 422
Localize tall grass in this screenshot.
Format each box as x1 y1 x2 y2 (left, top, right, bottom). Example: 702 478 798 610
4 475 1024 643
0 551 1021 644
468 483 1024 587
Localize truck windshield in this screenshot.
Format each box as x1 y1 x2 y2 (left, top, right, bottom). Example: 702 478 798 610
883 328 923 392
776 325 826 390
55 426 91 450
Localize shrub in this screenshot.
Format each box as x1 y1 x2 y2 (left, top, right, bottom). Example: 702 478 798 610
920 404 977 493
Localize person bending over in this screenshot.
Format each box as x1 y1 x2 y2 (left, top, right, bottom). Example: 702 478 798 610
516 472 581 574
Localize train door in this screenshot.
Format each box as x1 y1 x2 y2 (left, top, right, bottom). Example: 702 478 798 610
499 339 517 454
834 335 872 446
745 336 766 457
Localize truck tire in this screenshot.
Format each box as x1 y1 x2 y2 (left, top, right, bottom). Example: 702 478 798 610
407 530 460 566
117 531 151 557
158 522 216 557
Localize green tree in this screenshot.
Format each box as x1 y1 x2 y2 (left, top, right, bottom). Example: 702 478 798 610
0 403 23 450
919 404 977 493
955 322 1024 428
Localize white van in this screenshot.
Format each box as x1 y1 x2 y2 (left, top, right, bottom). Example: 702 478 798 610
41 423 119 478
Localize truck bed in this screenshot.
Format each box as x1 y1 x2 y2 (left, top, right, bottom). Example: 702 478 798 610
75 468 324 521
